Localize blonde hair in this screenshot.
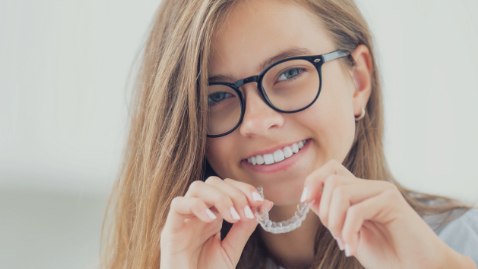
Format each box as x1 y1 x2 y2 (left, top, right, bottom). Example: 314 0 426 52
101 0 468 268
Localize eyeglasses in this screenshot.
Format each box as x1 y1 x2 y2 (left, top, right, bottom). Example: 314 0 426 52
206 49 350 138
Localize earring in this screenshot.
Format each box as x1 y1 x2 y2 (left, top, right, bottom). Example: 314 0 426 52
355 107 366 121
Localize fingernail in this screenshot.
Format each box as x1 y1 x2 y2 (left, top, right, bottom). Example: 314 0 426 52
252 191 264 202
205 208 216 220
336 238 344 251
244 206 254 219
344 244 351 257
300 187 310 203
230 207 241 220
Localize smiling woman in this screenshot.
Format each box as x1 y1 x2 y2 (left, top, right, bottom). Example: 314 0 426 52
100 0 478 268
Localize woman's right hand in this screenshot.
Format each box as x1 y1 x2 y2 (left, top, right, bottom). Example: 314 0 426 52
160 177 273 269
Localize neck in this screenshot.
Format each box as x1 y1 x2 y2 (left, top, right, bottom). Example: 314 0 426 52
259 204 320 269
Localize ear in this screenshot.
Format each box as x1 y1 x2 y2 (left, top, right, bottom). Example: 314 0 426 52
350 44 373 117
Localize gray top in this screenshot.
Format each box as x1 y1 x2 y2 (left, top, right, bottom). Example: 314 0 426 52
265 209 478 268
431 208 478 265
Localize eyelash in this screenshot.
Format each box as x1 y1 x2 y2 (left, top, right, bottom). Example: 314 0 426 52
275 67 306 84
208 92 234 106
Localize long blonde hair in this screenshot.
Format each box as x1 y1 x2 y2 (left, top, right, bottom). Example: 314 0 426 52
101 0 468 268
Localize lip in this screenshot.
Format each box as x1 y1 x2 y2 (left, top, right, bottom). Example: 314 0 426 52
241 139 310 173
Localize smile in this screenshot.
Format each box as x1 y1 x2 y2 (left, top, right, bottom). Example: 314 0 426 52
246 139 308 166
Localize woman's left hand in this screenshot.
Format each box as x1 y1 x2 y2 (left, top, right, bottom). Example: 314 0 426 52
301 160 475 269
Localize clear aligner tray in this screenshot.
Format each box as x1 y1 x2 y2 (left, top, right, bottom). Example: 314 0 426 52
255 186 310 234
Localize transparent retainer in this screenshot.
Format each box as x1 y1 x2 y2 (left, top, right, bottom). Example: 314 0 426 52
255 186 310 234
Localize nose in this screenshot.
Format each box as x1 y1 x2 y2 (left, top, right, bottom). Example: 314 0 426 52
238 84 285 137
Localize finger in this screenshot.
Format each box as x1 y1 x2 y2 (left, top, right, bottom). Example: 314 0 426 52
223 178 265 205
186 180 241 223
317 174 350 228
326 180 395 238
221 216 258 265
341 189 400 256
164 196 218 232
325 178 351 241
206 177 256 220
301 159 354 203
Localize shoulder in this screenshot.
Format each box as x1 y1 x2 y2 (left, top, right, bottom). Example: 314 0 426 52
426 208 478 265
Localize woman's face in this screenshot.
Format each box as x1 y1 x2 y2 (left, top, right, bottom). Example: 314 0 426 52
206 0 370 205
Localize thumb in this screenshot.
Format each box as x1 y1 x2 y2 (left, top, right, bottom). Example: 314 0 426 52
220 200 273 265
220 218 258 265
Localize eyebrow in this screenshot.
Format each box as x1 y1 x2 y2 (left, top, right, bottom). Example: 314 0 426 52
208 47 313 83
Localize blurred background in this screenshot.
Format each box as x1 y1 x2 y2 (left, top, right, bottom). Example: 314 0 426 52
1 0 477 268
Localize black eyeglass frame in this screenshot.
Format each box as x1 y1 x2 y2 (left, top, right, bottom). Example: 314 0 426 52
207 49 351 138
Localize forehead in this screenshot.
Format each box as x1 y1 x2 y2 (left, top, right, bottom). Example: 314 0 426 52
209 0 335 78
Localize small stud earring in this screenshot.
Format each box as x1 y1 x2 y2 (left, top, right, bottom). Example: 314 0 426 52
355 108 366 121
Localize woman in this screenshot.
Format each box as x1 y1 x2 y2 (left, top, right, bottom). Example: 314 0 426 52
101 0 478 268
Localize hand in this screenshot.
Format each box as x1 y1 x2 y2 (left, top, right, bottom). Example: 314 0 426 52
160 177 273 269
302 160 474 269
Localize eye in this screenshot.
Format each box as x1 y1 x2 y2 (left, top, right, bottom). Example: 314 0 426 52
208 92 235 106
277 67 305 82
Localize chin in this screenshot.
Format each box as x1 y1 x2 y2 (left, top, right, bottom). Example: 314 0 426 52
258 177 305 205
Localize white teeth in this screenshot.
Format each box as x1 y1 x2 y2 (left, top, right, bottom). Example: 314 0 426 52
283 146 293 158
246 140 307 166
264 154 274 165
273 150 285 162
256 155 264 165
298 141 305 149
292 143 299 153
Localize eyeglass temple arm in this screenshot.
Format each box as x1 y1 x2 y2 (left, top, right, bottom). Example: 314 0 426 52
321 50 350 62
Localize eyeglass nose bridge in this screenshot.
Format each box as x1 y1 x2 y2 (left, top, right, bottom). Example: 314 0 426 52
232 75 278 111
233 75 260 88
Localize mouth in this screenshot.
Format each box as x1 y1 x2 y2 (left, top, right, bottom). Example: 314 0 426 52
244 139 309 166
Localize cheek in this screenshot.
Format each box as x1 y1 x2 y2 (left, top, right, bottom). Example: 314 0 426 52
300 103 354 139
300 85 356 159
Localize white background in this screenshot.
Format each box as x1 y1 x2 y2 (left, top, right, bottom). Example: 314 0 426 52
1 0 477 268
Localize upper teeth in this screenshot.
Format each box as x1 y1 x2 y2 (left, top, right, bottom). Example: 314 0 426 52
247 140 306 166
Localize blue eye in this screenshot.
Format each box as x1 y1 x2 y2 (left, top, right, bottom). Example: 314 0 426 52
208 92 234 106
277 68 304 82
